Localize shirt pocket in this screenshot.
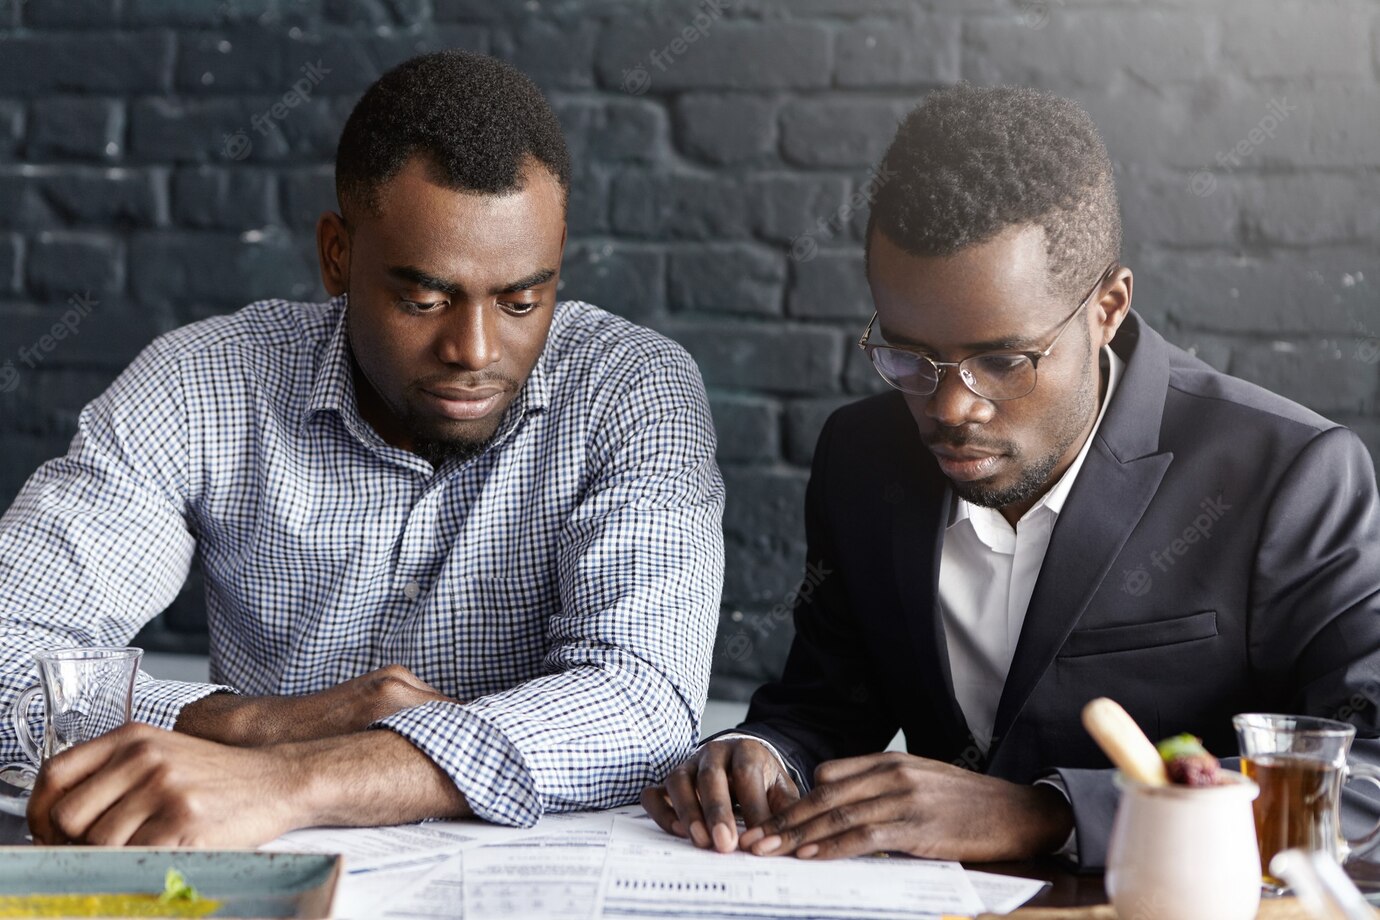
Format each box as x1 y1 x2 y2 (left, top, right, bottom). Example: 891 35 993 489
1057 610 1218 659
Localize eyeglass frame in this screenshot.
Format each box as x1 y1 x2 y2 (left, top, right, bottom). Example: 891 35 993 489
856 260 1121 401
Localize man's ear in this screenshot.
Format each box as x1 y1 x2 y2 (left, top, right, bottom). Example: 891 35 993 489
1094 266 1133 348
316 211 350 297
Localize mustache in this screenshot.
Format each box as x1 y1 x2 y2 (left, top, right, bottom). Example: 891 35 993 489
923 430 1014 454
416 373 519 391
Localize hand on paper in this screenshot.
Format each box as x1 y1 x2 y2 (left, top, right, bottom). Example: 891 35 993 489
736 751 1073 862
641 737 800 854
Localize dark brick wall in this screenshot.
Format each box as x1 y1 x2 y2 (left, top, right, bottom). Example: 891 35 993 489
0 0 1376 700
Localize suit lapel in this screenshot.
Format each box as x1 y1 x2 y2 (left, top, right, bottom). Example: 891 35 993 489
988 312 1175 757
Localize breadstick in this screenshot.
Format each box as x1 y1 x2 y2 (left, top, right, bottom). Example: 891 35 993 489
1081 697 1169 786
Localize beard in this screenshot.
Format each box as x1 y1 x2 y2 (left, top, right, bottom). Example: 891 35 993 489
945 345 1101 512
411 432 494 468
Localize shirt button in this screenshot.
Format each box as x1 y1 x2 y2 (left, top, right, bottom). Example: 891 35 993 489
403 581 421 600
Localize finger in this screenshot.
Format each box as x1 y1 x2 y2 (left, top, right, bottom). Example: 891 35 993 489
814 752 905 786
695 756 739 853
663 763 710 849
39 742 160 844
795 820 911 861
731 748 774 831
742 776 883 854
640 785 685 838
750 793 902 858
27 733 126 844
80 783 168 847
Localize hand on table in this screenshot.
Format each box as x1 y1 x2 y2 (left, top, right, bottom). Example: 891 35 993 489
176 664 455 746
736 751 1073 862
27 722 299 847
641 737 800 853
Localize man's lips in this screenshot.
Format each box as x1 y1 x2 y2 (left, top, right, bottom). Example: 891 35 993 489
420 386 507 421
927 446 1006 482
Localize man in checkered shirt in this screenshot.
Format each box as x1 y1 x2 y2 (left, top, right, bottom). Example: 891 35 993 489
0 52 724 846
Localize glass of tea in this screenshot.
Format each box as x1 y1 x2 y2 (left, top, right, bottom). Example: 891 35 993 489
1234 713 1380 888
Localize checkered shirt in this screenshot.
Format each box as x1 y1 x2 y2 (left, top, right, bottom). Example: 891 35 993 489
0 295 725 826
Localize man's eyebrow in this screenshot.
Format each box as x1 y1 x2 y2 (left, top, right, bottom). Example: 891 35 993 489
388 265 460 296
496 268 556 294
879 324 1036 352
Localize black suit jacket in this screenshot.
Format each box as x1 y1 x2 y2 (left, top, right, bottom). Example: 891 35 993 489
732 311 1380 869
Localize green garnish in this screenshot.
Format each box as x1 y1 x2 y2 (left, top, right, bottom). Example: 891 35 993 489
158 869 201 904
1156 733 1210 763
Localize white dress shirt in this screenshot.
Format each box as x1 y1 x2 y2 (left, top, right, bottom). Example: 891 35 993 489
940 346 1122 754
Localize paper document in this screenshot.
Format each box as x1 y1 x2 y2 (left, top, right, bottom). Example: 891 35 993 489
965 869 1050 913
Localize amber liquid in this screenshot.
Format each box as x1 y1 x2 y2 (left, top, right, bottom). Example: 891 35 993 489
1242 753 1344 883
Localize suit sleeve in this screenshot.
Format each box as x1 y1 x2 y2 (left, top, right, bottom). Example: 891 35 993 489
1057 425 1380 870
728 412 901 790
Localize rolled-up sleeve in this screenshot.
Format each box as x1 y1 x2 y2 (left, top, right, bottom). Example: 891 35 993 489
0 338 232 762
375 349 725 826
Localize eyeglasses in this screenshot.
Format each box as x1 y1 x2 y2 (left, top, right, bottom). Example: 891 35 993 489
857 262 1119 401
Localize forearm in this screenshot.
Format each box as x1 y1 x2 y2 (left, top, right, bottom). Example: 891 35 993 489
285 729 471 830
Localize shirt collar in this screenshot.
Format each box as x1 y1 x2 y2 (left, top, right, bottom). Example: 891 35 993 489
301 294 553 446
949 345 1124 539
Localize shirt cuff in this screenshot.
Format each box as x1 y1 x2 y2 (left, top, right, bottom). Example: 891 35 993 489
373 700 541 828
1034 775 1079 858
132 678 238 732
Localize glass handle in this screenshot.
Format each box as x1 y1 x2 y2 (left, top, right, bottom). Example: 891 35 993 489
1341 760 1380 857
9 685 42 768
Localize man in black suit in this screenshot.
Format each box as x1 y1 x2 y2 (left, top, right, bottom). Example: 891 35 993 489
642 84 1380 869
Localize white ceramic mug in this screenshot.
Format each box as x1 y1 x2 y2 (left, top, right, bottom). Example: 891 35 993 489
1106 771 1262 920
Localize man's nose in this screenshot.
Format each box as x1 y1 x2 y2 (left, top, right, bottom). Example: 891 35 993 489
435 303 502 369
922 365 995 428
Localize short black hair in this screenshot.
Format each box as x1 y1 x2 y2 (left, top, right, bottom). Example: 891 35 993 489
335 51 571 219
866 84 1120 298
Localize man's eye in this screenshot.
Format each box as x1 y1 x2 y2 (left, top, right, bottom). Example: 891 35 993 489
501 301 541 316
400 299 446 314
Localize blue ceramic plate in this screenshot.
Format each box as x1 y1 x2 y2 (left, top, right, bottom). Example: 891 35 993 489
0 849 341 918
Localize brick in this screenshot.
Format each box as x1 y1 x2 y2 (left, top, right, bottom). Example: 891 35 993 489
835 14 960 87
173 166 277 229
779 99 907 169
567 164 609 236
130 231 320 309
709 396 780 464
1240 174 1380 246
750 174 850 244
964 10 1215 89
494 19 598 89
324 0 430 27
1119 166 1241 249
341 27 492 89
27 233 123 300
674 95 776 165
661 321 843 394
710 607 794 693
0 33 174 97
126 0 279 26
1220 0 1371 79
0 233 20 295
28 98 123 160
280 166 336 229
557 242 665 321
37 167 168 228
611 172 751 240
596 20 832 93
668 244 785 317
27 0 120 26
1132 248 1377 336
2 303 163 373
177 30 290 93
784 396 854 466
786 248 870 320
0 101 23 159
555 98 664 164
0 171 54 229
1228 337 1378 417
721 467 808 608
131 97 271 162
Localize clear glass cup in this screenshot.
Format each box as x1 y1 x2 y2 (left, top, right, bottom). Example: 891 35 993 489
1234 713 1380 888
2 646 143 789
